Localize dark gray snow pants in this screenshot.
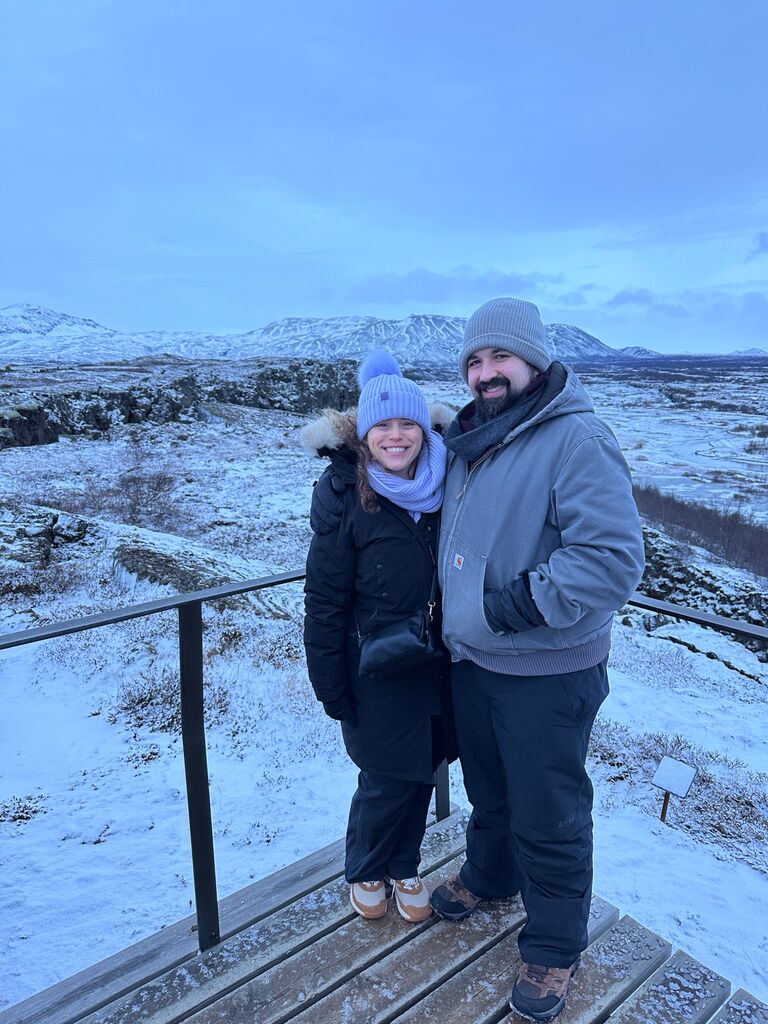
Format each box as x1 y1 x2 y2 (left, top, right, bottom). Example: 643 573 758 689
452 657 609 967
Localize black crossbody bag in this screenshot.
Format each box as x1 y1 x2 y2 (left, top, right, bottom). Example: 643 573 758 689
357 554 441 678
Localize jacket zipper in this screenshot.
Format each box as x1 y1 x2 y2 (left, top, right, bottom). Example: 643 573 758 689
455 441 504 501
440 442 504 595
357 506 437 637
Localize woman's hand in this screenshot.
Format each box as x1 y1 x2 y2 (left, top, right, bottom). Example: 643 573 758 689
310 467 349 534
322 694 357 727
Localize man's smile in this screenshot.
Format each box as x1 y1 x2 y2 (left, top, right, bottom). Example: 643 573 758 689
477 376 510 395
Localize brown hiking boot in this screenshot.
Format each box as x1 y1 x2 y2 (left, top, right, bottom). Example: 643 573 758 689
509 957 580 1021
429 872 483 920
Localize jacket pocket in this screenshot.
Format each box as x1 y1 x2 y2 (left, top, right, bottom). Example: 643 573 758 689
441 540 581 656
441 542 517 652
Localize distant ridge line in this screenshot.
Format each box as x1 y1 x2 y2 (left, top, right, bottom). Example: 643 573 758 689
4 302 763 364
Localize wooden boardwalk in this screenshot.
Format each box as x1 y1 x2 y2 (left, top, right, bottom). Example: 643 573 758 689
3 809 766 1024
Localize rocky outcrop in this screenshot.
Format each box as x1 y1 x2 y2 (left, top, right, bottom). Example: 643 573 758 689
200 358 358 413
112 541 290 618
0 402 58 447
0 359 358 449
636 525 767 658
0 505 89 596
46 374 202 435
0 376 203 449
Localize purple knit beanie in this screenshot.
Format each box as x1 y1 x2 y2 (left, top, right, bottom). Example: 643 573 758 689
356 349 431 440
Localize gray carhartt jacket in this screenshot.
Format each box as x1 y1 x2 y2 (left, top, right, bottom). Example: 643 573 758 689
438 365 645 676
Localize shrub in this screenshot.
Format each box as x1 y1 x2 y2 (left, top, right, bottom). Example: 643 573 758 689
634 483 768 578
0 795 47 824
108 666 230 733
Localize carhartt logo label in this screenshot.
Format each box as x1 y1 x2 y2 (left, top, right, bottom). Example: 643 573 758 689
453 553 464 570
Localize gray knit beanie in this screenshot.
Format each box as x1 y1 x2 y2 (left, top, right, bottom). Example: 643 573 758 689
459 297 552 382
356 349 431 440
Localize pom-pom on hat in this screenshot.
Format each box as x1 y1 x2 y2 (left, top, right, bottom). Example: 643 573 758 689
356 348 431 440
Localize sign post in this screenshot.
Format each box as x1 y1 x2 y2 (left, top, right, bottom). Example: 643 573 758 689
651 756 697 822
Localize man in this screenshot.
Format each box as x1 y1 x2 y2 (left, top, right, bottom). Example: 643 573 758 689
430 297 645 1021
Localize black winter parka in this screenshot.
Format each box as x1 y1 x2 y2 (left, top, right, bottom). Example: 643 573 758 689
303 416 456 784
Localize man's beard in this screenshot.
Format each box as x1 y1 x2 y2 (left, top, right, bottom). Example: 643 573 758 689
475 377 528 423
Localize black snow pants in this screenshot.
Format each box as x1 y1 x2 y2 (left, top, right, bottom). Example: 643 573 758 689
344 770 434 883
451 657 609 967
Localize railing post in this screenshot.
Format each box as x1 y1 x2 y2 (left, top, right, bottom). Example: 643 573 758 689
434 758 450 821
178 601 220 951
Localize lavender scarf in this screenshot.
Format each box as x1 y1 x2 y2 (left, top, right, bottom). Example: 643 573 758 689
367 429 447 513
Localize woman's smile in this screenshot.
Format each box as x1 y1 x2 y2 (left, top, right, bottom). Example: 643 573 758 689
367 419 424 478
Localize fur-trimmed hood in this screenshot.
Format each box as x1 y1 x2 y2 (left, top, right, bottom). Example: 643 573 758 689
300 403 455 459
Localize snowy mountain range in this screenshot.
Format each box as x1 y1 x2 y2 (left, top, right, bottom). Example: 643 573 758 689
1 303 653 366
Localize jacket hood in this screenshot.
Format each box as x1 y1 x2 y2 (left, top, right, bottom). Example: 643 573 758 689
300 403 455 459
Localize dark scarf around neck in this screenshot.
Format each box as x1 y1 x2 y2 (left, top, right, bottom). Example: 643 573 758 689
445 363 566 463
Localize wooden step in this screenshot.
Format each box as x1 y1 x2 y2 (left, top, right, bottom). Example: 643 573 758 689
393 894 618 1024
404 914 669 1024
279 885 526 1024
183 854 522 1024
78 811 468 1024
607 949 730 1024
1 810 467 1024
5 805 753 1024
0 835 340 1024
708 988 768 1024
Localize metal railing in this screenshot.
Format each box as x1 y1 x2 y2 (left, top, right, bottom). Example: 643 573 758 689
1 579 766 954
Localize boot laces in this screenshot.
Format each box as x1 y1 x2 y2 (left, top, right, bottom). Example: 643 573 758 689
526 963 552 984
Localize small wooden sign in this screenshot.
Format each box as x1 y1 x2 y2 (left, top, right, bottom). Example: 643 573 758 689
651 755 697 821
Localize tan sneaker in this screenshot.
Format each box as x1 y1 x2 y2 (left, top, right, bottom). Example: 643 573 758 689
510 957 580 1020
350 880 388 919
392 876 432 923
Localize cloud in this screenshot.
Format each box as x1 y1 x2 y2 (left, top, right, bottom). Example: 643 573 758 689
346 267 562 305
604 287 657 308
556 284 600 307
745 231 768 262
604 287 690 318
651 302 690 318
557 291 587 306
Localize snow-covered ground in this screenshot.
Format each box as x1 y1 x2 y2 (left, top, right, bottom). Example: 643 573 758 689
1 374 767 1011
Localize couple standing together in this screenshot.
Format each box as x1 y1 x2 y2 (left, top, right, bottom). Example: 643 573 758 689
302 297 645 1021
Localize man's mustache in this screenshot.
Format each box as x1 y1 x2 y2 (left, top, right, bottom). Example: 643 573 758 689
477 376 510 395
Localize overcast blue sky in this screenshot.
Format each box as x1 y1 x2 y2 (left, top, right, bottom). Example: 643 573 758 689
1 0 767 352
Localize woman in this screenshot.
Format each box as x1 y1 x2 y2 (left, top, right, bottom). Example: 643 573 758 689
302 349 455 923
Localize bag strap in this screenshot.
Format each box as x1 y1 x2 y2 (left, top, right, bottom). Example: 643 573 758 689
426 549 438 623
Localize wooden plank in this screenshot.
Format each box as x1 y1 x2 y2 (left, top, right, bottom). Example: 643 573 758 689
708 989 768 1024
530 917 672 1024
607 949 730 1024
77 812 468 1024
0 810 467 1024
393 894 619 1024
0 839 338 1024
182 854 502 1024
584 895 621 944
279 889 528 1024
204 854 511 1024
